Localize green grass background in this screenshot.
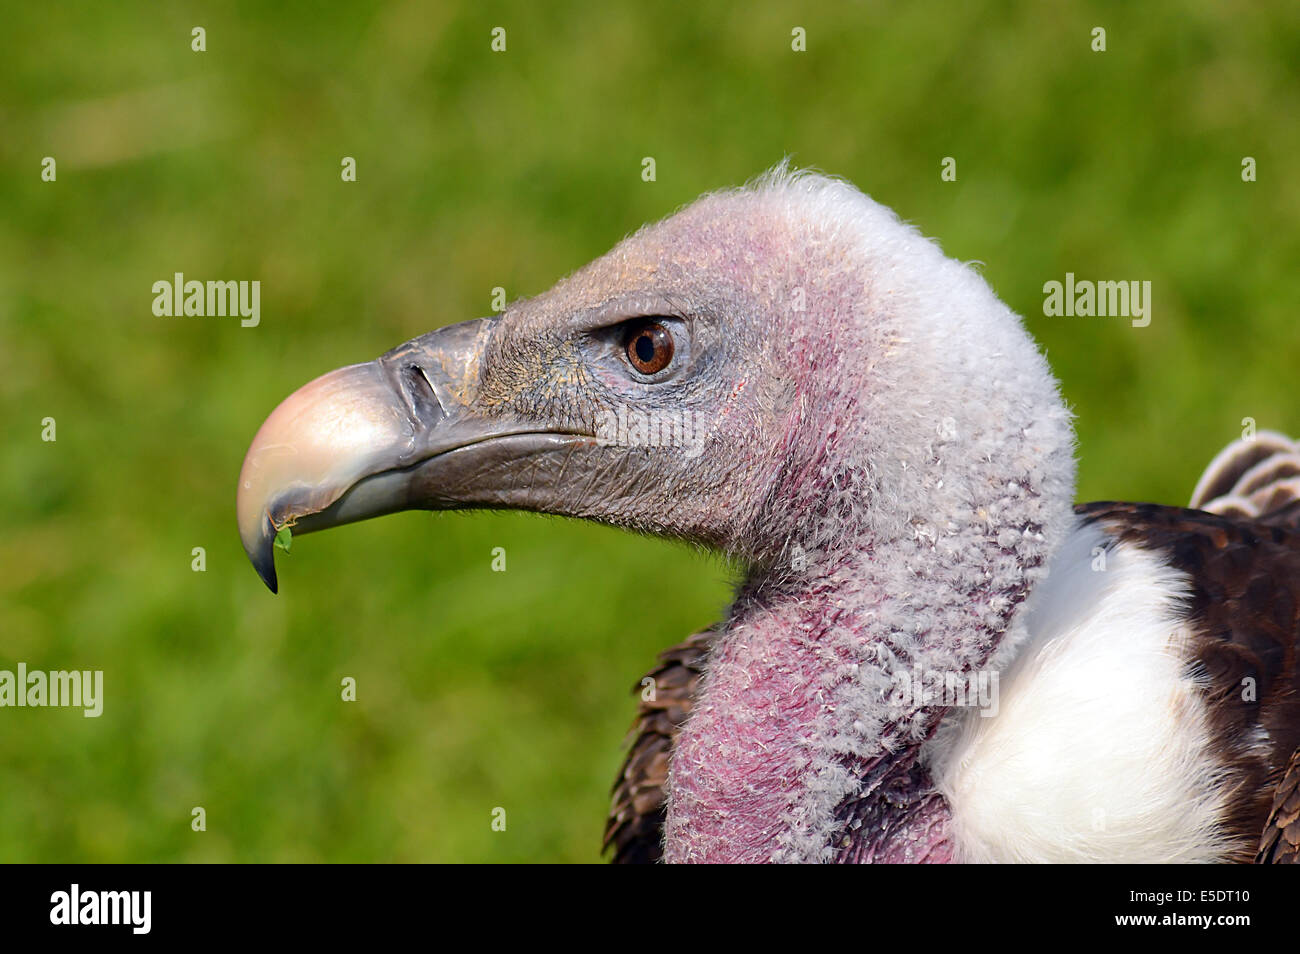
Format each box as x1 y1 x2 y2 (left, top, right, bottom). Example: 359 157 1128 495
1 1 1297 861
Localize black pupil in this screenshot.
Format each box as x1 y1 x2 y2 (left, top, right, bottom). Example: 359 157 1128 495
634 333 656 363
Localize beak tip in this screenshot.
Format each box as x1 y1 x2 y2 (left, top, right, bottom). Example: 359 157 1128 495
240 514 281 594
258 561 280 595
251 543 280 594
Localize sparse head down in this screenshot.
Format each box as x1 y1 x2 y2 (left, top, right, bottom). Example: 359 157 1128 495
237 166 1078 861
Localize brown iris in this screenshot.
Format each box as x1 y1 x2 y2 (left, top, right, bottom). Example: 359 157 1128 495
624 321 674 375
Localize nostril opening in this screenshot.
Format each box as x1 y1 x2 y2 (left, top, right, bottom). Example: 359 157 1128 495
401 364 444 424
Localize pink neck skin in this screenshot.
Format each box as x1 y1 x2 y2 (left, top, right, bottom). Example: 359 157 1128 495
665 593 844 862
662 553 1017 864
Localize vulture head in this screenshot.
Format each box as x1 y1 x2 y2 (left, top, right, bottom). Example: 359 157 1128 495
238 167 1078 862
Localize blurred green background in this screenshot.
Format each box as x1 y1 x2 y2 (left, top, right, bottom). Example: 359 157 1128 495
1 1 1297 862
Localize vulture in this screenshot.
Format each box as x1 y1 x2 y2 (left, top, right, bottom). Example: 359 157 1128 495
237 166 1300 863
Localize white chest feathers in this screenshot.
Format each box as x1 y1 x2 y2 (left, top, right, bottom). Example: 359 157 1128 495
926 522 1234 863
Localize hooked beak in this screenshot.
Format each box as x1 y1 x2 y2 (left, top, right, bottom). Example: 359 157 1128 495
236 317 583 593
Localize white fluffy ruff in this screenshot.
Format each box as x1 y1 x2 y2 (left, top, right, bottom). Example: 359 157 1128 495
666 166 1080 862
930 523 1234 863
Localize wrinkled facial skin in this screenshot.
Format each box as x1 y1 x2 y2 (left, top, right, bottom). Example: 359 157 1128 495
474 203 802 551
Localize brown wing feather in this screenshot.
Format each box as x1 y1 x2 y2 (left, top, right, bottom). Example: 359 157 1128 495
1257 746 1300 863
1077 502 1300 862
1190 431 1300 531
603 628 716 863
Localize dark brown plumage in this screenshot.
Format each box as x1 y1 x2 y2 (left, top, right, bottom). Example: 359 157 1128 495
604 629 715 864
1258 746 1300 863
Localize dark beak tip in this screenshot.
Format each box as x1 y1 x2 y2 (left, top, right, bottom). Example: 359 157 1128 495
259 564 280 595
244 521 280 595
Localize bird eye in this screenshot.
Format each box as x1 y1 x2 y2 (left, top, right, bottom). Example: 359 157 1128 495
624 320 675 375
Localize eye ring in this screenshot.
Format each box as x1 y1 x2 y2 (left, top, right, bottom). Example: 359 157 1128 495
623 320 675 375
